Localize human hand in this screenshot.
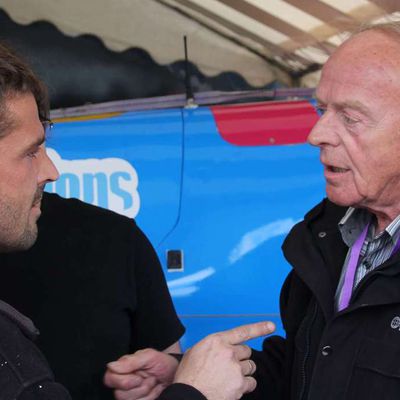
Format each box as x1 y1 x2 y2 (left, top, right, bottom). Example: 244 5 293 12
104 348 179 400
174 321 275 400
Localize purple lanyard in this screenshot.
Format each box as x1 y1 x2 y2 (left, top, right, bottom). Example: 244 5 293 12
338 223 400 311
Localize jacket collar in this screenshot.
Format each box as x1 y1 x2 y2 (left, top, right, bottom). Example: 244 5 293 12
0 299 39 340
282 199 348 320
283 199 400 319
348 250 400 310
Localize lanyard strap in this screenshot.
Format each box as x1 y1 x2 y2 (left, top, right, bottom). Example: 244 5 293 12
338 223 369 311
393 236 400 255
338 223 400 311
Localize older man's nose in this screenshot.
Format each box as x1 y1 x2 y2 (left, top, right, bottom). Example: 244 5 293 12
307 112 339 147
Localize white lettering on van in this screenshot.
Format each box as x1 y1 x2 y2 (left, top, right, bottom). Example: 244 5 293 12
46 148 140 218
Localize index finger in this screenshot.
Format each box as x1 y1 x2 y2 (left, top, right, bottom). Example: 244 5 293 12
220 321 276 345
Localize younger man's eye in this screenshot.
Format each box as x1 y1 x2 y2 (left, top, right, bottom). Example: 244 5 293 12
27 148 40 159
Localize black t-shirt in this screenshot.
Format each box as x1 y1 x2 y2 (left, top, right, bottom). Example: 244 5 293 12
0 193 185 400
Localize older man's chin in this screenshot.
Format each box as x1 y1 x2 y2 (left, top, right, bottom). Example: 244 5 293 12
324 181 355 206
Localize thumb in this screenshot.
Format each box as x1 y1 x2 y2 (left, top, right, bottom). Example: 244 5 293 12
221 321 275 345
107 350 156 374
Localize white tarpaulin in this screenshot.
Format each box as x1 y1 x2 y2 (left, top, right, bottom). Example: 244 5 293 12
1 0 399 87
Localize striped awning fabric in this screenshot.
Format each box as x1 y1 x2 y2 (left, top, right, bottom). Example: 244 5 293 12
1 0 399 87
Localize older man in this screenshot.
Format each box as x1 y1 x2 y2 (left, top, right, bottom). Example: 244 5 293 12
104 22 400 400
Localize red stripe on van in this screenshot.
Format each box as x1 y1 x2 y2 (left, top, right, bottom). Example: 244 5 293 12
211 100 319 146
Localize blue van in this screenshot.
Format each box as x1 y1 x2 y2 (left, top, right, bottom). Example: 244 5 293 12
47 90 324 349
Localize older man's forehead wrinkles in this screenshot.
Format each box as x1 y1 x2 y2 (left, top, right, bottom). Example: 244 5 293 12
335 100 370 115
315 96 371 115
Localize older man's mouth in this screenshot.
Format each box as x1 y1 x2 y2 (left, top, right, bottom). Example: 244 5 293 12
323 165 350 182
328 166 348 173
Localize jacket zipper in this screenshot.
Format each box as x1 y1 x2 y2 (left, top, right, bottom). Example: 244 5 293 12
298 301 318 400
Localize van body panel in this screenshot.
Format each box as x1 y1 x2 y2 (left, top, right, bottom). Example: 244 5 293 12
47 99 324 349
47 108 183 246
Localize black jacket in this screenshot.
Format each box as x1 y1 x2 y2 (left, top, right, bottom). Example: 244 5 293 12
0 300 71 400
252 198 400 400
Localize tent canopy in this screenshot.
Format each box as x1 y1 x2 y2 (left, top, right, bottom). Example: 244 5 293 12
1 0 399 90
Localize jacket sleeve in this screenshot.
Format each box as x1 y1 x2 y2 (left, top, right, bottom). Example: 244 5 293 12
19 382 72 400
158 383 207 400
244 271 299 400
245 335 286 400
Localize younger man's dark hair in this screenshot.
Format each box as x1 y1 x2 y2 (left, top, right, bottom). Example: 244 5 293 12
0 41 48 136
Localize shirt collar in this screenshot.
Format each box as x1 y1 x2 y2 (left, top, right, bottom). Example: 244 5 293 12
338 207 370 247
338 207 400 246
386 214 400 241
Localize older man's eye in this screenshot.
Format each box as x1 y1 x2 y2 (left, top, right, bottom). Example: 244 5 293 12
341 113 359 125
316 106 326 116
